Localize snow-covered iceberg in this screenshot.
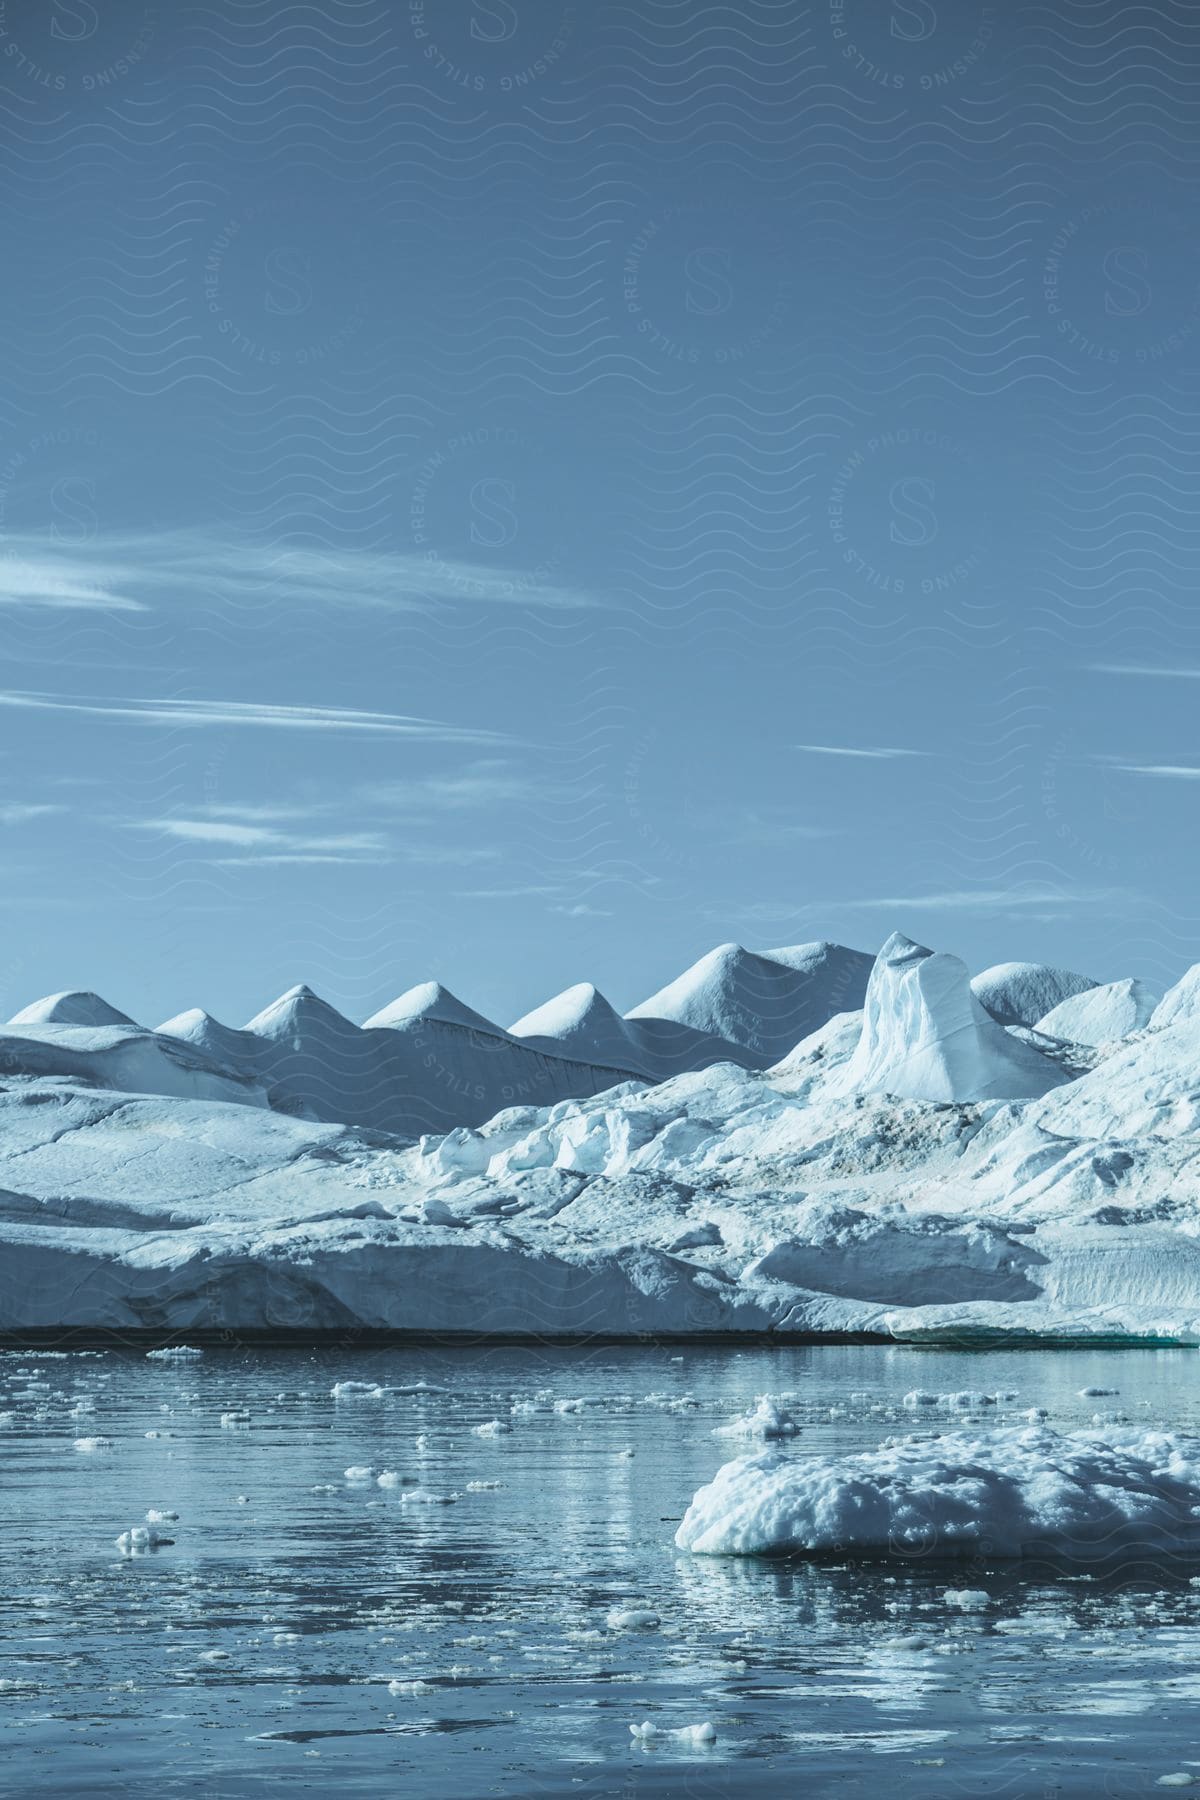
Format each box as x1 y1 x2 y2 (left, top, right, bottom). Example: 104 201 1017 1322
1036 978 1159 1046
836 933 1066 1103
1 928 1199 1339
675 1425 1200 1559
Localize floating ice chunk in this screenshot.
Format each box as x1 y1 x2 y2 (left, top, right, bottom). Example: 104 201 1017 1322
331 1381 385 1400
376 1470 404 1488
344 1465 374 1482
630 1719 716 1745
466 1479 503 1491
944 1588 990 1610
220 1411 249 1427
388 1678 432 1697
401 1488 458 1505
713 1395 799 1440
472 1418 512 1438
146 1509 178 1524
676 1424 1200 1560
116 1525 169 1553
902 1391 940 1409
1026 1408 1049 1422
553 1398 586 1414
74 1436 111 1451
145 1346 204 1361
1080 1387 1119 1398
607 1606 660 1629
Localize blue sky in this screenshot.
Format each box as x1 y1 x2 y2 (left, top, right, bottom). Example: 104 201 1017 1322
2 0 1199 1028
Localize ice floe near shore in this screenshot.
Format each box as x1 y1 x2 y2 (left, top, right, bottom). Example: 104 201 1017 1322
0 927 1197 1338
675 1425 1200 1559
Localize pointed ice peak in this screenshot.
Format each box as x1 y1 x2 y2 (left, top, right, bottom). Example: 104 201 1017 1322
157 1006 255 1063
627 938 874 1064
243 984 356 1039
9 991 137 1029
1150 963 1200 1031
364 981 500 1034
841 935 1066 1103
510 982 620 1040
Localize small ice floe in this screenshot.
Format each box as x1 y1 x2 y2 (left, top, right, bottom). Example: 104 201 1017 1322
144 1430 163 1440
145 1346 204 1362
220 1411 250 1428
401 1487 458 1505
630 1719 715 1746
466 1479 503 1491
944 1588 990 1611
607 1606 660 1630
904 1391 998 1411
1025 1408 1049 1422
472 1418 512 1438
388 1678 432 1697
74 1436 112 1452
713 1395 798 1441
553 1398 586 1415
1080 1387 1119 1398
116 1525 171 1554
344 1466 374 1482
145 1509 178 1524
331 1381 385 1400
198 1649 230 1663
1156 1777 1196 1789
376 1470 406 1488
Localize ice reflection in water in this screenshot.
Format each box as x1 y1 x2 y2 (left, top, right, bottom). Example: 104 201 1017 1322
1 1341 1199 1796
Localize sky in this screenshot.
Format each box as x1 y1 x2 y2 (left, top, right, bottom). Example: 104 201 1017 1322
2 0 1200 1029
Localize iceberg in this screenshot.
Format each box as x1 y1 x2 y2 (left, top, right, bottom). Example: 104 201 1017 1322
1 927 1199 1339
1036 978 1159 1046
675 1424 1200 1559
971 962 1097 1027
837 933 1066 1103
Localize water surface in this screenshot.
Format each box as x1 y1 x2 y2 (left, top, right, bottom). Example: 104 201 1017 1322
2 1341 1198 1797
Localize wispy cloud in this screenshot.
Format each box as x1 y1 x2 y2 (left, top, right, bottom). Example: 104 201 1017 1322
550 902 613 917
0 691 503 743
1089 664 1200 681
0 803 65 824
1111 763 1200 781
792 744 930 761
836 886 1130 912
0 530 592 616
135 817 390 863
0 558 147 612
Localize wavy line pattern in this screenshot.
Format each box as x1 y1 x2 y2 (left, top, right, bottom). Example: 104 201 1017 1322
0 0 1196 1021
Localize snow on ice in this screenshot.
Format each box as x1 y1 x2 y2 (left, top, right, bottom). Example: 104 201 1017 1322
0 931 1198 1340
675 1424 1200 1559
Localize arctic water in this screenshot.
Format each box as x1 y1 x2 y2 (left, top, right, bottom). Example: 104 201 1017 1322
3 1342 1198 1798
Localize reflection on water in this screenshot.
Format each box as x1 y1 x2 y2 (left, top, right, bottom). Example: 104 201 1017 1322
1 1341 1199 1796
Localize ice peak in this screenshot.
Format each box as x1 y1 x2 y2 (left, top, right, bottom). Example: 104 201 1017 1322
243 985 355 1039
9 991 137 1029
364 982 499 1034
